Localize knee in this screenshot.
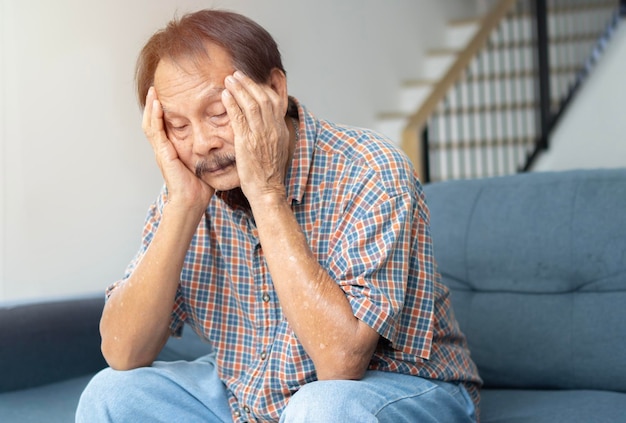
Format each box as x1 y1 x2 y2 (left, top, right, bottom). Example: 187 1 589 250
280 380 375 423
76 367 112 421
76 367 147 422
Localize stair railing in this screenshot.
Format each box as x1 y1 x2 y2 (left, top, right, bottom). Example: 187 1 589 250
402 0 623 183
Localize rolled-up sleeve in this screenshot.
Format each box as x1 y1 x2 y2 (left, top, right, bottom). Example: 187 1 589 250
325 165 435 360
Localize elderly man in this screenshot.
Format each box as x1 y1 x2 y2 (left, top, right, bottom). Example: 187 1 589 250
76 9 481 423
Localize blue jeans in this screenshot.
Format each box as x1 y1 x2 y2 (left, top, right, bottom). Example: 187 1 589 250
76 353 476 422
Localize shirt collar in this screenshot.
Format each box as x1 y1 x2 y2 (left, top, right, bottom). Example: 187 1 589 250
284 97 315 204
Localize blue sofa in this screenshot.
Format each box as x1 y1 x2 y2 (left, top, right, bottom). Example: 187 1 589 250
424 168 626 422
1 168 625 422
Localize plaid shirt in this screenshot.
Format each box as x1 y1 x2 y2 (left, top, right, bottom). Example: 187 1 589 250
110 98 482 422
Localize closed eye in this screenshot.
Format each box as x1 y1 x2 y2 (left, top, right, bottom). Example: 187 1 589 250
165 122 189 139
211 112 229 126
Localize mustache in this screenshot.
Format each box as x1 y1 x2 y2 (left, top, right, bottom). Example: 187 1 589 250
195 153 236 178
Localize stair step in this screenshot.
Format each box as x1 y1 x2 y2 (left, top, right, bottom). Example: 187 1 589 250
374 13 483 144
433 100 539 115
422 50 458 80
428 136 535 150
464 65 583 81
399 79 434 114
445 18 481 50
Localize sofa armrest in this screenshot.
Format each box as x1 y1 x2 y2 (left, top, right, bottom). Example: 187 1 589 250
0 294 107 392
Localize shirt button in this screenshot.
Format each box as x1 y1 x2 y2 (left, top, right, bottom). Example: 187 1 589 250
234 410 241 417
262 293 270 302
243 405 251 414
260 351 267 360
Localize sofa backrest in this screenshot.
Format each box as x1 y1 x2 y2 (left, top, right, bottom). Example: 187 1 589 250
424 168 626 392
0 295 107 392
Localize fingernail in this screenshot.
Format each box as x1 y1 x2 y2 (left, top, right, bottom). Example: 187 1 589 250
233 70 244 80
225 75 235 85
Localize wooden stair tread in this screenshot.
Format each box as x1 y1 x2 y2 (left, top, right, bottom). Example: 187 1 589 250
428 136 536 150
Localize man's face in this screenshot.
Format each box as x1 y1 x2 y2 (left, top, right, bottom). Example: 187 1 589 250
153 43 239 192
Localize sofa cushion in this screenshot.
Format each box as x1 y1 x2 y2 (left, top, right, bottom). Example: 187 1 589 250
0 374 93 423
481 389 626 423
424 169 626 391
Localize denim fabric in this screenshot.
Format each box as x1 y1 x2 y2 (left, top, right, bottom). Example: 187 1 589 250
280 370 476 423
76 354 476 423
76 354 231 423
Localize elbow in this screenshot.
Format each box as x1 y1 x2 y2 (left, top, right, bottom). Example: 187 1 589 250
102 350 154 371
315 350 373 381
314 325 379 381
103 355 152 372
100 338 156 371
99 316 169 371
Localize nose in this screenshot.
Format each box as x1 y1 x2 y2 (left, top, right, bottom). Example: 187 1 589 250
191 122 224 156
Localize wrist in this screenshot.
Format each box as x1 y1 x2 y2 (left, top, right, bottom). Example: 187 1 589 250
247 187 288 211
162 199 207 225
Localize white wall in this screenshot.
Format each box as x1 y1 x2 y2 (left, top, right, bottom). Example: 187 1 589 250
0 0 480 301
533 21 626 172
0 0 6 301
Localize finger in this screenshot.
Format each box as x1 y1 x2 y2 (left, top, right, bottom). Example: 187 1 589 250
221 87 247 138
141 88 175 165
225 72 280 129
150 97 165 136
233 71 285 122
232 71 280 105
142 87 156 136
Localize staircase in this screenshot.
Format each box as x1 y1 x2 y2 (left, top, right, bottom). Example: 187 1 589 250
375 0 624 183
375 18 481 148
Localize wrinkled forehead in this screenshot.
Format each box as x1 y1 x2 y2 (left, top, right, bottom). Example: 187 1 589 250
153 42 235 112
161 40 234 76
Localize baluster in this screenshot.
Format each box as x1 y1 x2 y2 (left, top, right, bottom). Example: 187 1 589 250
433 105 445 182
477 50 490 178
443 95 454 181
453 81 465 179
421 125 431 184
496 21 512 175
467 61 479 179
535 0 551 151
552 0 564 106
508 7 522 171
486 33 500 177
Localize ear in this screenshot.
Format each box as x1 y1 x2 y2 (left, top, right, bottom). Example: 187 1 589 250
268 68 289 115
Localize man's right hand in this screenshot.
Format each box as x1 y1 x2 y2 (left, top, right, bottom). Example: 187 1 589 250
143 87 215 212
100 88 216 371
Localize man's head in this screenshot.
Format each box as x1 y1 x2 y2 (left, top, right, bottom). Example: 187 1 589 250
136 10 289 193
136 9 285 108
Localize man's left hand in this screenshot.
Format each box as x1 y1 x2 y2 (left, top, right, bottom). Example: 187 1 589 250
222 70 290 205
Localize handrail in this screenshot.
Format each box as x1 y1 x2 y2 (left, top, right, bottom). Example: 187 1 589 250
401 0 518 182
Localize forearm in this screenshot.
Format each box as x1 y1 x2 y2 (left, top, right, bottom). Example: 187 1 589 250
252 195 379 380
100 204 204 370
